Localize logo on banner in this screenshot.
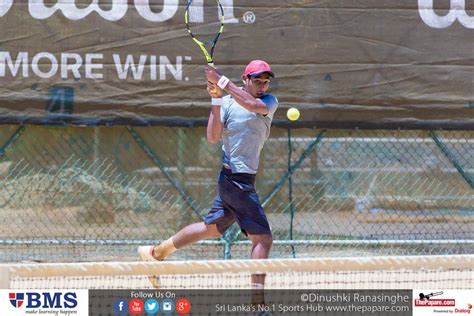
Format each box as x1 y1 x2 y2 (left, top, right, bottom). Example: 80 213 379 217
162 299 175 314
113 299 128 314
455 304 473 314
2 290 87 316
7 292 78 309
0 0 239 23
9 293 24 308
415 291 455 307
418 0 473 29
413 289 474 316
176 298 191 315
128 298 144 315
144 298 159 314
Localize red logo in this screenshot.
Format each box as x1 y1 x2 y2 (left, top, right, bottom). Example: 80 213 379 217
176 298 192 315
415 299 456 307
9 293 24 308
128 298 144 314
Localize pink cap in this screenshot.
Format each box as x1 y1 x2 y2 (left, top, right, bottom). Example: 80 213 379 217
243 60 274 78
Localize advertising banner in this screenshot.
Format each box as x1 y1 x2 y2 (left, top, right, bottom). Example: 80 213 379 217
0 0 472 125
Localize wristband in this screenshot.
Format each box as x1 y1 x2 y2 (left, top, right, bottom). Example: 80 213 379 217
217 76 230 90
211 97 223 106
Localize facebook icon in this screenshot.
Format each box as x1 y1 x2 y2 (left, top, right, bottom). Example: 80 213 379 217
113 299 128 314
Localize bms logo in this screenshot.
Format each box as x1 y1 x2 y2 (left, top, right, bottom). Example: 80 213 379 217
418 0 473 29
0 0 239 23
8 292 78 309
9 293 24 308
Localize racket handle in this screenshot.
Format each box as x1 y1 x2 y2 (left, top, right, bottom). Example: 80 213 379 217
207 62 218 102
207 62 217 89
209 81 219 96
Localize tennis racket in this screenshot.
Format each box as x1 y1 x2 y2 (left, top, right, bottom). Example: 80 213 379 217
419 291 443 299
184 0 225 67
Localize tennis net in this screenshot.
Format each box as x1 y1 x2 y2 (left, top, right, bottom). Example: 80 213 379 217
1 255 472 290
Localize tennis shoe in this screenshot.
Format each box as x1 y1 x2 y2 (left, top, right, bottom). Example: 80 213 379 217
138 245 157 261
138 245 161 289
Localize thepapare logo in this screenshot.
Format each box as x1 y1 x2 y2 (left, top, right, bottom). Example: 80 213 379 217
8 292 78 309
418 0 473 29
0 0 239 23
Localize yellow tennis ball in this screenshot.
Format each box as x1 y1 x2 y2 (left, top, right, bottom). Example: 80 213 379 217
287 108 300 121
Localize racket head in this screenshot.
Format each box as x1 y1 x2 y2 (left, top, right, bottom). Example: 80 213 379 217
185 0 225 64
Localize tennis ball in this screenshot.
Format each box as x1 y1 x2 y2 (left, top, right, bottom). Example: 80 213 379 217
287 107 300 121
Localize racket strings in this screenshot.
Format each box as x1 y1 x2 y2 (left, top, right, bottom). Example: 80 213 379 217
187 4 222 45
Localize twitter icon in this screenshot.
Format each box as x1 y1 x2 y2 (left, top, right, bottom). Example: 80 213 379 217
144 299 159 315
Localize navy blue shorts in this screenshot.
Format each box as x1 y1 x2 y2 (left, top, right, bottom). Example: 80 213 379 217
204 167 271 236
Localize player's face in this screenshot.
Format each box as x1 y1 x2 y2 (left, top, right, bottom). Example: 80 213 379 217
244 73 271 97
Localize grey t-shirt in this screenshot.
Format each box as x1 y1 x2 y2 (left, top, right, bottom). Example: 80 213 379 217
220 93 279 174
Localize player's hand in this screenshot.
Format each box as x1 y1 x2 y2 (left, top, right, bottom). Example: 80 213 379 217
207 81 222 98
205 65 222 84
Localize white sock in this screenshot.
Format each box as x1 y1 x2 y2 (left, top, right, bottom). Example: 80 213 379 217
153 237 177 260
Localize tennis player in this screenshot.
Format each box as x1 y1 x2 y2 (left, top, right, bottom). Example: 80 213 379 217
139 60 278 290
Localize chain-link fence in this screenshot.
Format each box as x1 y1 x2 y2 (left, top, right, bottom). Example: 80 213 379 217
0 125 472 262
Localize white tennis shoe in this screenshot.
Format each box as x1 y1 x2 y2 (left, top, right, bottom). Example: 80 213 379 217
138 245 161 289
138 245 157 261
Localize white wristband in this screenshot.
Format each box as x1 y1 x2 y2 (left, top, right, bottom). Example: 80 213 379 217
217 76 230 90
211 97 223 106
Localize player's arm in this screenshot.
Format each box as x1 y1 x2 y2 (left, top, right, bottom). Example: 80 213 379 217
205 65 268 115
206 82 223 144
223 82 268 115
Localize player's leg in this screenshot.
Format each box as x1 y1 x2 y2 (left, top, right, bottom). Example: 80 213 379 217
247 233 272 306
170 222 222 250
219 172 272 254
248 233 273 259
248 232 273 281
218 169 272 301
139 177 235 261
138 222 221 261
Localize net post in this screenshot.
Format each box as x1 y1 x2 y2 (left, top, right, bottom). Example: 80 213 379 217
0 265 11 289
